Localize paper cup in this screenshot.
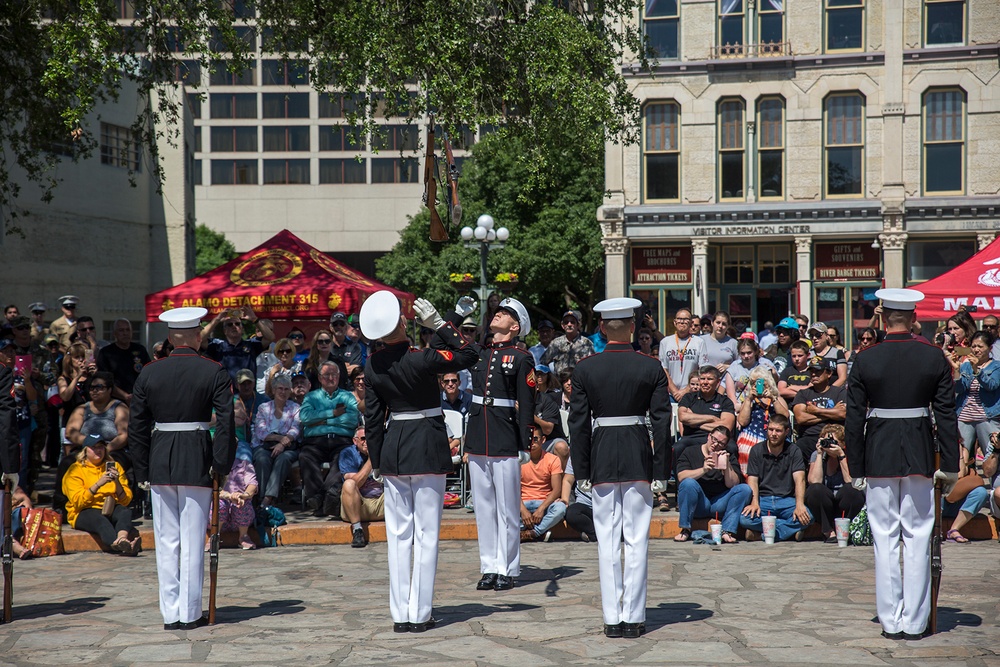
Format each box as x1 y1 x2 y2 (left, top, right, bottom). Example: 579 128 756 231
710 523 723 545
834 517 850 547
761 515 777 544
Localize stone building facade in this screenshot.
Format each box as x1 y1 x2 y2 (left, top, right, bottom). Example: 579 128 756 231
601 0 999 341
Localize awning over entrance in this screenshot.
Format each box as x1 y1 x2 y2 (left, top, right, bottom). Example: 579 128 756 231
912 235 1000 320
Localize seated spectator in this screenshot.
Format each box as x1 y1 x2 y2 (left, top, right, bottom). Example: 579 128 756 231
675 425 750 544
252 374 301 508
202 305 274 388
290 372 310 404
339 426 384 548
983 432 1000 523
725 339 778 412
350 367 367 416
287 326 309 362
791 356 846 462
805 322 848 387
534 381 569 470
264 337 303 398
763 317 801 375
215 451 258 550
440 371 472 416
777 340 812 403
299 362 360 515
233 369 267 442
62 434 140 555
739 414 812 542
519 425 567 542
561 458 595 542
1 483 34 559
674 366 736 469
303 329 349 391
328 311 364 379
57 342 93 455
955 331 999 461
735 367 789 475
804 424 865 543
530 319 556 365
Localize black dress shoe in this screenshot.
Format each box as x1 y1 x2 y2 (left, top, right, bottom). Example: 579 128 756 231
881 630 904 640
622 622 645 638
494 575 515 591
393 622 410 633
476 573 499 590
180 616 209 630
409 617 436 633
902 627 931 640
164 621 182 630
604 623 623 638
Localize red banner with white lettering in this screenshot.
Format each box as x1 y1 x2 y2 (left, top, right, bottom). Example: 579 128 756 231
631 246 692 284
813 242 880 280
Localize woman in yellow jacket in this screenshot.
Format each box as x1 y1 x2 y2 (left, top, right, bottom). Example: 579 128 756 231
62 434 141 555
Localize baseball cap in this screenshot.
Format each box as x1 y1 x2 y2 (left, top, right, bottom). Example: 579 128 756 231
807 321 828 335
562 309 582 323
10 315 30 328
535 364 551 374
330 312 348 323
807 355 836 372
235 369 255 384
0 339 12 352
776 317 799 331
537 319 554 330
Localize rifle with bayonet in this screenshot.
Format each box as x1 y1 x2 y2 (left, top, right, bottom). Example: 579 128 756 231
440 130 462 228
423 124 448 242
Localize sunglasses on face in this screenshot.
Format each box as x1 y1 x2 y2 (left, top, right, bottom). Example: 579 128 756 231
276 349 293 355
64 304 77 310
442 379 459 384
461 327 476 333
14 324 30 331
225 322 243 328
860 336 874 341
809 333 824 339
984 324 998 330
331 322 347 328
288 333 304 340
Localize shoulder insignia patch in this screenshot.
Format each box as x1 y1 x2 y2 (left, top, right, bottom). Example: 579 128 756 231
437 350 454 361
526 369 536 388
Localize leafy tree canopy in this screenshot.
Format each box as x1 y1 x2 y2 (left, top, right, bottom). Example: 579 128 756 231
1 0 647 230
195 223 237 274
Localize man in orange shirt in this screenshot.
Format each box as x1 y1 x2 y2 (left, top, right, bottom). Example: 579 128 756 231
519 425 566 542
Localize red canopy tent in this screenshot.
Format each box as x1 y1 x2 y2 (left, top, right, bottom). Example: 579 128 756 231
913 235 1000 320
146 229 414 322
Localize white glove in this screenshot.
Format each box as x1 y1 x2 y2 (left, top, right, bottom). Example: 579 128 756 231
138 481 151 491
1 472 19 491
851 477 867 492
455 296 477 318
371 468 383 483
933 469 959 496
577 479 592 493
650 479 666 494
413 298 446 330
518 450 530 464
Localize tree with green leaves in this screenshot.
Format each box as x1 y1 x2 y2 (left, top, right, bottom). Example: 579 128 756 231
195 223 237 275
376 132 605 331
1 0 649 231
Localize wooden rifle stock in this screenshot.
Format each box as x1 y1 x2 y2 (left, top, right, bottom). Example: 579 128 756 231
208 473 220 625
930 451 942 635
423 125 447 242
442 132 462 227
2 479 12 624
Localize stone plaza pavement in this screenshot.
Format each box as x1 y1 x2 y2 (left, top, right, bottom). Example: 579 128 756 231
0 538 997 666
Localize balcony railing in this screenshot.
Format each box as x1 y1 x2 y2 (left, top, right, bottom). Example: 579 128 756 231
710 41 792 59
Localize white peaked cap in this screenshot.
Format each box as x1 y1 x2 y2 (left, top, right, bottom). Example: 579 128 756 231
159 307 208 329
360 290 401 340
498 298 531 337
594 297 642 320
874 288 924 311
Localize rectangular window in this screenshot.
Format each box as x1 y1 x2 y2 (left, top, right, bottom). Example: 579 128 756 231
925 0 965 45
372 125 419 152
824 94 864 197
436 125 477 150
907 239 975 282
186 92 202 119
318 93 363 118
757 97 784 199
193 159 202 185
644 0 679 60
825 0 864 52
262 159 310 185
193 127 202 153
221 0 255 19
211 126 258 152
116 0 136 18
319 158 367 184
643 102 680 202
210 93 257 119
211 159 258 185
262 126 310 151
758 245 791 283
722 246 754 284
261 59 309 86
170 60 200 85
262 93 309 119
371 158 420 184
923 89 964 194
719 0 744 48
758 0 784 45
318 125 364 151
100 122 141 171
718 99 745 200
209 59 256 86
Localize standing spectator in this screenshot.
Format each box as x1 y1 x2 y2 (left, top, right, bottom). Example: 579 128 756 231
735 367 790 475
303 329 344 390
202 305 274 388
28 302 49 346
3 304 19 324
827 325 846 353
739 414 812 542
346 314 369 368
777 340 812 402
702 311 739 377
724 339 777 411
763 317 801 375
75 316 105 351
216 453 258 550
339 426 384 548
49 295 79 349
251 374 301 508
806 322 848 387
675 425 749 543
534 380 569 470
791 356 847 461
845 327 878 372
439 372 471 416
954 331 999 460
635 328 658 358
350 367 367 416
97 319 150 405
658 308 709 403
529 320 556 365
519 425 566 542
329 312 364 379
804 424 865 543
980 315 1000 360
0 339 36 493
286 326 309 362
794 314 810 341
263 337 303 398
674 366 736 467
541 309 595 375
758 321 777 350
298 362 360 513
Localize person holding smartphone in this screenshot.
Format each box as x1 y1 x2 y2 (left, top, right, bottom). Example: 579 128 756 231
804 424 865 543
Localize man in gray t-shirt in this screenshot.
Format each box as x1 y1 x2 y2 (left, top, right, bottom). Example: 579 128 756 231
659 308 708 401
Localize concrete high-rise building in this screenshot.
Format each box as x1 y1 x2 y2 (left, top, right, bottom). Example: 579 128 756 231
600 0 999 340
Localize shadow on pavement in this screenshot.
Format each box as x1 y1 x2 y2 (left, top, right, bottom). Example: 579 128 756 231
215 599 306 623
934 606 982 633
434 602 541 627
13 596 110 620
645 602 713 632
518 565 583 596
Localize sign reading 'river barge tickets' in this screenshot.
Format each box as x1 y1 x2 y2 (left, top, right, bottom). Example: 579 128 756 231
813 242 880 280
631 246 693 284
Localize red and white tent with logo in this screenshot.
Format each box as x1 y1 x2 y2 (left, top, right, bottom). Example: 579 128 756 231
912 235 1000 320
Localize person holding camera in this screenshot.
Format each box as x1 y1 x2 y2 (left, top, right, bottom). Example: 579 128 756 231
62 434 140 555
804 424 865 543
735 367 789 476
675 425 749 543
954 331 999 462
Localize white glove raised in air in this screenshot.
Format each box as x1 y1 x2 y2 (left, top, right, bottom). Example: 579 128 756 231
851 477 867 492
1 472 19 491
577 478 592 493
371 468 383 483
455 296 477 318
413 298 446 330
650 479 666 494
933 469 959 496
518 450 530 465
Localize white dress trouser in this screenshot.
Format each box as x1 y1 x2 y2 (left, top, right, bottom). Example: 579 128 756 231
592 481 653 625
866 476 934 635
468 455 522 577
150 485 212 624
383 474 445 624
